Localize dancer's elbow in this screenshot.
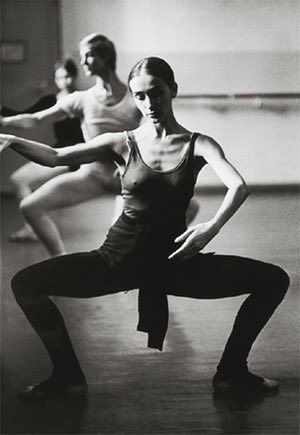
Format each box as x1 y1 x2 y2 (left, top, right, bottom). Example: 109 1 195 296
44 150 63 167
54 154 75 167
51 156 66 167
237 181 250 200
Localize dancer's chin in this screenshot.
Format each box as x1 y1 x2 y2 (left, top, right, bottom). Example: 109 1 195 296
147 113 161 123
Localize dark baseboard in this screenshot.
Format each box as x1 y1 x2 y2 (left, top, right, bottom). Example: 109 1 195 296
195 184 300 195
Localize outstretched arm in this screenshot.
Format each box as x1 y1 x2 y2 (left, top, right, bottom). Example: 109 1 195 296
0 104 66 129
0 132 124 167
169 135 250 261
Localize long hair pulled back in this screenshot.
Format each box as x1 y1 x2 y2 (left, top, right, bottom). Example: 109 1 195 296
128 57 176 91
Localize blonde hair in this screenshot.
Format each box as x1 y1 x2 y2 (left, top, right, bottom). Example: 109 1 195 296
79 34 116 71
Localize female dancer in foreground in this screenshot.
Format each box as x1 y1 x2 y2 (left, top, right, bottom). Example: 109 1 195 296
0 57 289 400
1 58 84 242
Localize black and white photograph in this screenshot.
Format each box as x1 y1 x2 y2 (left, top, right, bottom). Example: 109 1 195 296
1 0 299 434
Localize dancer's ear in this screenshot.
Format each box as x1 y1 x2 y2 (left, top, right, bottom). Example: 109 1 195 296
171 82 178 98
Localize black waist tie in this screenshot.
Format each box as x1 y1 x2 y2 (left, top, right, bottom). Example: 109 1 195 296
137 287 169 351
98 211 185 351
118 132 203 349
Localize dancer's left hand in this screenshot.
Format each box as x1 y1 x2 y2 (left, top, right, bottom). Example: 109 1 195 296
168 222 217 261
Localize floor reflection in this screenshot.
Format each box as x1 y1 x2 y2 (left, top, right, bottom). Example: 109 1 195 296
213 389 281 434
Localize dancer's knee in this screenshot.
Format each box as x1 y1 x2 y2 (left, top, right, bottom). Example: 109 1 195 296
10 171 28 195
10 171 22 188
20 196 42 220
11 267 36 302
269 264 290 300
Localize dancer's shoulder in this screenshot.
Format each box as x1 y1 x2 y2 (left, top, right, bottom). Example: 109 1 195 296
194 133 224 158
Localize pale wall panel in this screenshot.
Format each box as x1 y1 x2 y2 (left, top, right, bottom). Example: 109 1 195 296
60 0 300 93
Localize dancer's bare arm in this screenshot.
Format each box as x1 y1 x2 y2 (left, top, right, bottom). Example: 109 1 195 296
0 104 66 129
169 135 250 261
0 132 125 167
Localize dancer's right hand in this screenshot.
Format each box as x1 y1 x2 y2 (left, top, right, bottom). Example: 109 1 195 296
0 133 15 152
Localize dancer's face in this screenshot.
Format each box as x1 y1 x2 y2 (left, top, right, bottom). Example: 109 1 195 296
80 43 107 77
129 73 176 124
54 68 75 92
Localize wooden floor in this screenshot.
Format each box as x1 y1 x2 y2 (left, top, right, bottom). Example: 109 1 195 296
1 191 299 435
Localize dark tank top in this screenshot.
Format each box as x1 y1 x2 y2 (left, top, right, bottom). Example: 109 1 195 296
99 131 206 268
122 131 205 225
99 132 206 350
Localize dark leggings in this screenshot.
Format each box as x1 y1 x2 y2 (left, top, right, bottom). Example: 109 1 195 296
11 250 289 378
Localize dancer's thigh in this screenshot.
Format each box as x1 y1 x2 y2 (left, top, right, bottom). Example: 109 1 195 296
14 251 136 298
165 254 277 299
25 167 109 210
81 163 121 194
11 162 69 190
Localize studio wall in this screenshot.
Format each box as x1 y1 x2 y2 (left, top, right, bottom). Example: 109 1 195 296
60 0 300 187
1 0 59 193
1 0 299 191
60 0 300 94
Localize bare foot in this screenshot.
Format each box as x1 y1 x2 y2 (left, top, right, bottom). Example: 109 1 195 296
9 226 39 242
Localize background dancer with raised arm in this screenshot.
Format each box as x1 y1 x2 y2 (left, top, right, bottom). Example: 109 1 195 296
1 58 84 242
0 34 142 256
